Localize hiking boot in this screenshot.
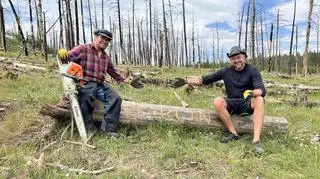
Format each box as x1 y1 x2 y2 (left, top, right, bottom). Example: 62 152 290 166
220 132 239 143
253 141 264 155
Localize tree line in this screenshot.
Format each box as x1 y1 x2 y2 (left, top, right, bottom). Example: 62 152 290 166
0 0 318 76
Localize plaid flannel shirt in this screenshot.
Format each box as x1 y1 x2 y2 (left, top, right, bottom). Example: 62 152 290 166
68 43 125 83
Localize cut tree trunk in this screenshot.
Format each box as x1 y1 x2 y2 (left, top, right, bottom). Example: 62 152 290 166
41 101 288 133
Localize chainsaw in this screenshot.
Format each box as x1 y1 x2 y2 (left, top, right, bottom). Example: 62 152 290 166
61 62 144 89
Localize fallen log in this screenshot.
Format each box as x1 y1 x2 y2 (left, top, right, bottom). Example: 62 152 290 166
41 101 288 133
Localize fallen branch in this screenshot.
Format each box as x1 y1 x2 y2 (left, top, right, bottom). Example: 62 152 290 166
40 141 58 152
46 163 115 174
64 140 96 149
173 91 188 107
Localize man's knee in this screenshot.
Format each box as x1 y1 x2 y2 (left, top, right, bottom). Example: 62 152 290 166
213 97 226 110
252 96 264 109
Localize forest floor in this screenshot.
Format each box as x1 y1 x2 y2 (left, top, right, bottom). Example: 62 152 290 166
0 56 320 178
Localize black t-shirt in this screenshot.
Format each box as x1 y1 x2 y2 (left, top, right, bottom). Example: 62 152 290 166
202 64 266 99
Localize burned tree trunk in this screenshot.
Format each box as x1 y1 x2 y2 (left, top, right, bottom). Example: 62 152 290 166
268 23 273 73
28 0 35 50
0 1 6 52
88 0 93 41
182 0 188 67
239 2 246 46
245 0 251 51
289 0 296 75
8 0 28 56
74 0 80 45
58 0 64 48
80 0 86 43
251 0 256 63
303 0 314 76
41 101 289 134
38 0 44 52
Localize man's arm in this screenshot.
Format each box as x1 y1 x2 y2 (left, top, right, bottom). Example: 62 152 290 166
186 69 225 86
252 68 266 97
68 45 85 63
106 61 125 83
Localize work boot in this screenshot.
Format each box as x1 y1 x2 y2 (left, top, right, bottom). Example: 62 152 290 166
253 141 264 155
220 132 239 143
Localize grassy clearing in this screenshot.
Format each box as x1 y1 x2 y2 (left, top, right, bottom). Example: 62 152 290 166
0 61 320 178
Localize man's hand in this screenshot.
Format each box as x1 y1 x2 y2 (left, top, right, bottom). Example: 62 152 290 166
123 78 144 89
243 90 253 100
186 76 202 86
58 48 68 60
170 78 186 88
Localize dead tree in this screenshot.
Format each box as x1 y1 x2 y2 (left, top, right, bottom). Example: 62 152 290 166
260 12 265 69
275 9 280 71
162 0 171 67
74 0 80 45
245 0 251 51
168 0 176 66
38 0 44 52
239 1 246 46
295 25 299 75
295 25 299 74
182 0 188 67
58 0 64 47
268 23 273 73
149 0 152 66
212 31 215 65
192 13 195 66
102 0 104 28
303 0 314 76
251 0 256 64
80 0 86 43
132 0 136 65
28 0 35 50
88 0 93 41
66 0 75 48
43 12 48 61
317 10 320 73
8 0 28 56
34 0 39 40
289 0 296 75
216 25 220 67
93 0 98 28
116 0 124 63
0 0 6 52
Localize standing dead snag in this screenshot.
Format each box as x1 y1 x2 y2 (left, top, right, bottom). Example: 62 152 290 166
0 0 6 52
8 0 28 56
303 0 314 76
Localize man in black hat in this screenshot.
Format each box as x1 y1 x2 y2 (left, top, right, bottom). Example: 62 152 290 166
58 29 143 137
186 46 266 155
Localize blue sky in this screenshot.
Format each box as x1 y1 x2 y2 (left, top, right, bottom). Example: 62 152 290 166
2 0 317 60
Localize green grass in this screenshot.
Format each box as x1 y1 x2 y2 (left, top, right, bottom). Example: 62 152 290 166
0 61 320 178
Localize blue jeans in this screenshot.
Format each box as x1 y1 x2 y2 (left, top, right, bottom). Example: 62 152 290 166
79 82 122 132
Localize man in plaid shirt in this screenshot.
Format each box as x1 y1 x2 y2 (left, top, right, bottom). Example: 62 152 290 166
58 29 141 137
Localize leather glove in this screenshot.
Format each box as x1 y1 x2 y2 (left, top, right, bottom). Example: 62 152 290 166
170 77 186 88
124 78 144 89
57 48 68 60
243 90 253 100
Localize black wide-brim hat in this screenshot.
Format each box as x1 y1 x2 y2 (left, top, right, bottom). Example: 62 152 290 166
94 29 113 40
227 46 247 58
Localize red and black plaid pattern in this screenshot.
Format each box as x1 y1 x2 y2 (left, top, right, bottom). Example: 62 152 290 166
68 43 125 83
